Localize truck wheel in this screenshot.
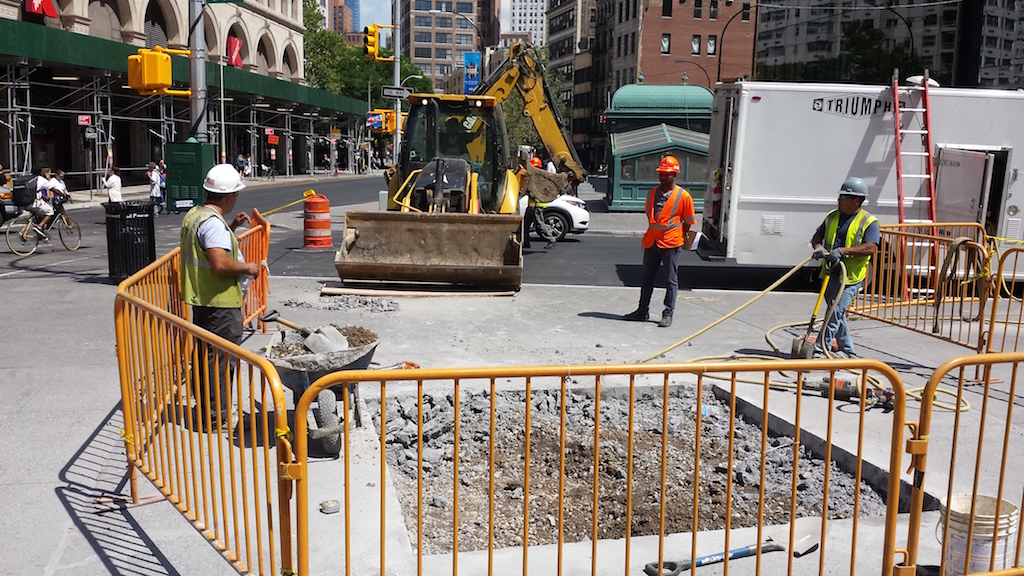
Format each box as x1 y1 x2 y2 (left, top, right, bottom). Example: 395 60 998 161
543 211 569 241
315 389 341 456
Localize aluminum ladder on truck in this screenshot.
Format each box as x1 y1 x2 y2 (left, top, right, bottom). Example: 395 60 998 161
890 68 938 300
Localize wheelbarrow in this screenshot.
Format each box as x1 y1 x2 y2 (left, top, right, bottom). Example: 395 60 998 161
264 328 378 456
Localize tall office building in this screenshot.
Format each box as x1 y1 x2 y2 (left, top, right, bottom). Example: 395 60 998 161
401 1 483 91
349 0 360 34
756 0 1024 87
510 0 547 45
329 0 353 33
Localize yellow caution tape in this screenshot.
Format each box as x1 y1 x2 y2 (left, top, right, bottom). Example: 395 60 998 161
276 427 292 440
990 235 1024 245
120 430 133 445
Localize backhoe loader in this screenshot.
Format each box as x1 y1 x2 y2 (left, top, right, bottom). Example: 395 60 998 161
334 42 586 290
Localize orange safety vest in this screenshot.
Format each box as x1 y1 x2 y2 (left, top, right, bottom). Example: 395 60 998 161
643 185 696 249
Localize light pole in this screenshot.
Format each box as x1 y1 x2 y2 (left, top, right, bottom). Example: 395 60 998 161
873 4 915 58
716 3 750 82
393 0 401 166
402 74 423 86
674 59 713 87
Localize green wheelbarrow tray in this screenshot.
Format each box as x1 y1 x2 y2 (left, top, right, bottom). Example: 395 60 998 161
265 331 379 456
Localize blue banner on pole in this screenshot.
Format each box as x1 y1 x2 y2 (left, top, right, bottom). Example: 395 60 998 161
464 52 481 94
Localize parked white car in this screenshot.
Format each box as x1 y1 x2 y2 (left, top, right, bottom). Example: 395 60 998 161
518 194 590 241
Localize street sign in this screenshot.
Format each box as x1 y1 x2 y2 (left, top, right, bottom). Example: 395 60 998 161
330 128 342 136
77 115 91 126
264 128 275 135
267 135 280 145
382 86 412 100
84 126 97 139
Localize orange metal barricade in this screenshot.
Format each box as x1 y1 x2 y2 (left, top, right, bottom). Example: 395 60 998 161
284 359 907 576
113 210 294 576
903 352 1024 576
854 223 994 352
986 248 1024 354
237 209 271 331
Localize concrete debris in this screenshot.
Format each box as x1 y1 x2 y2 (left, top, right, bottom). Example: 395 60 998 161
369 388 886 554
280 295 400 313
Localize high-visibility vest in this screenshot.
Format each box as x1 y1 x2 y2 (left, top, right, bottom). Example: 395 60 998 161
821 208 878 284
642 185 696 249
180 206 243 308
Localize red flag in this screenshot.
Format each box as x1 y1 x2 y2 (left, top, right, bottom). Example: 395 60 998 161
26 0 58 17
226 36 243 68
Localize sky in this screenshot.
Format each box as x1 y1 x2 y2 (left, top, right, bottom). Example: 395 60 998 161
359 1 511 36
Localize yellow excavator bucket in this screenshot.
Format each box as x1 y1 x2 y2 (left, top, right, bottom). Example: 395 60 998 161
335 211 524 290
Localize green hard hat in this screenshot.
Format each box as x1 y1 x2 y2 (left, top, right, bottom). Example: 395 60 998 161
839 176 868 198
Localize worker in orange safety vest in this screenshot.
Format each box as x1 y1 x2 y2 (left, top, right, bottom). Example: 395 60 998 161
622 155 696 328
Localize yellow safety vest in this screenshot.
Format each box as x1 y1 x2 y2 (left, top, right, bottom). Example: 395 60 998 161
821 209 878 284
180 206 243 308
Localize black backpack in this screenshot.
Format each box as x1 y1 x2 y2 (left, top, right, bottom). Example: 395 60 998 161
11 175 36 207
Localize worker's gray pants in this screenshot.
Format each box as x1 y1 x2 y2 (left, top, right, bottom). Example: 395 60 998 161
638 245 681 315
191 306 243 419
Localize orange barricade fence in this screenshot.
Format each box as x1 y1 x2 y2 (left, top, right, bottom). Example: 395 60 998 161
987 247 1024 353
903 351 1024 576
285 360 908 576
854 223 993 352
114 211 293 575
237 209 270 331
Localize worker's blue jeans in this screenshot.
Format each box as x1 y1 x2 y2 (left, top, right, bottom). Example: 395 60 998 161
817 280 862 356
638 245 681 315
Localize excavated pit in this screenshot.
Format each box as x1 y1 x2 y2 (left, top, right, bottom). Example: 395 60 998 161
369 386 887 554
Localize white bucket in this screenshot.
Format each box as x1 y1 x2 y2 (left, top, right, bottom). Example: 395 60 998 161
938 494 1019 576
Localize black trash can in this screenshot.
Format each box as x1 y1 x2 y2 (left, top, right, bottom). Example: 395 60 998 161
104 201 157 284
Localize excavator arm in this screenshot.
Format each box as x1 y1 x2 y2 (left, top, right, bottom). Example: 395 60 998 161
474 42 587 189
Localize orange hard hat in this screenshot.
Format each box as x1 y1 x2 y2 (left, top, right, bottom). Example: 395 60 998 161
530 157 542 168
657 156 681 174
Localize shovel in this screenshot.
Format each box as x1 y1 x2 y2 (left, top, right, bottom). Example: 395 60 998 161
260 310 349 355
791 274 831 359
644 517 823 576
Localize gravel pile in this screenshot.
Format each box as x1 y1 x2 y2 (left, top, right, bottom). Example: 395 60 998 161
369 387 886 554
280 295 400 313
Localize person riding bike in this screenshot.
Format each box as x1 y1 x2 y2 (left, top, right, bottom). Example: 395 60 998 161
30 169 70 238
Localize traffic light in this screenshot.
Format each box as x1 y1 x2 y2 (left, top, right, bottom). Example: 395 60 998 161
363 25 379 61
128 49 171 92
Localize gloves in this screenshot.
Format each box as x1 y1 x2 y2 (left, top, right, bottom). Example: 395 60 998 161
826 247 843 267
811 246 827 260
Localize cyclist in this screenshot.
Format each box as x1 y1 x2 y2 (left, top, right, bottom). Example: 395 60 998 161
30 168 69 237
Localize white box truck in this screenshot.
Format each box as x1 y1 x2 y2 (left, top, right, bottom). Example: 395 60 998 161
697 79 1024 268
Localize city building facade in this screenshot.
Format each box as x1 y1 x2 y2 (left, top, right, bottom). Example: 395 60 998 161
329 0 353 34
510 0 547 45
0 0 365 188
400 0 483 91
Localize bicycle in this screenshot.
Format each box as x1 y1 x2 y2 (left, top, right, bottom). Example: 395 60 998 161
260 164 278 181
5 196 81 255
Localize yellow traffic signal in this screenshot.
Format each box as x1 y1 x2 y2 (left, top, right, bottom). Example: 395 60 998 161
126 46 191 96
363 25 379 61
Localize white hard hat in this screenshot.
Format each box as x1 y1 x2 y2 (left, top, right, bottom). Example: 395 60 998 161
203 163 246 194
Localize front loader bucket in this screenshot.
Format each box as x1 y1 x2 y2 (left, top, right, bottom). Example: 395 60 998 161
335 211 524 290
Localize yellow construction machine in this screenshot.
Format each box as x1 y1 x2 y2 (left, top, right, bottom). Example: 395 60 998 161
334 42 586 290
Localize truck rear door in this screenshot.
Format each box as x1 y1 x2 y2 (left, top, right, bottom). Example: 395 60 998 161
934 147 994 225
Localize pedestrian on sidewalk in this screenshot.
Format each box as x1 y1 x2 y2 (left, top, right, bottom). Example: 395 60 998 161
103 167 122 203
147 162 164 215
180 164 261 426
809 176 879 358
622 155 696 328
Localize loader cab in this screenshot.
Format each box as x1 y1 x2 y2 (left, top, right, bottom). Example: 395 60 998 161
402 95 511 212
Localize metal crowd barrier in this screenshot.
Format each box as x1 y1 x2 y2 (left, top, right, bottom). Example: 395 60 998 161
903 351 1024 576
288 360 907 576
238 210 270 331
987 247 1024 353
113 210 294 575
854 223 992 352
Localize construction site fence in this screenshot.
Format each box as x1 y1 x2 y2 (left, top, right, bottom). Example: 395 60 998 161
113 209 295 575
986 247 1024 353
854 222 993 353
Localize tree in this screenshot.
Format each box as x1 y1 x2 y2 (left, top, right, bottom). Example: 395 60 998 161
499 45 569 156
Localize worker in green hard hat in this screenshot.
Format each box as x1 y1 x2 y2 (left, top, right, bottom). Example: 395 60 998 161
809 177 879 358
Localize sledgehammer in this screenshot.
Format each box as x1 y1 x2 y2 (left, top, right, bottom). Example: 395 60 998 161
791 275 830 360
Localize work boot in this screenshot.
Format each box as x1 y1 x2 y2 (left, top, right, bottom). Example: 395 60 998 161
622 308 648 322
545 241 556 249
658 311 673 328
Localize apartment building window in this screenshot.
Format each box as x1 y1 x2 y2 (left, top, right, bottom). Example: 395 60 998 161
631 31 636 54
742 2 750 21
807 39 832 52
414 0 432 9
693 0 702 18
436 48 452 60
707 34 717 55
615 70 621 87
415 31 432 42
420 64 432 74
436 1 452 12
456 2 472 12
415 15 432 26
709 0 718 19
663 0 672 18
456 49 467 60
436 32 452 43
436 16 452 27
618 2 623 22
923 35 936 47
1004 18 1015 32
415 47 432 58
661 33 671 54
456 18 472 28
924 14 937 26
456 33 473 45
437 64 452 74
633 0 638 19
617 35 622 57
692 34 701 54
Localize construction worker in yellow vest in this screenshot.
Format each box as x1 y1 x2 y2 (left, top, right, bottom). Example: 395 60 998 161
809 177 879 358
623 155 697 328
180 164 261 425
